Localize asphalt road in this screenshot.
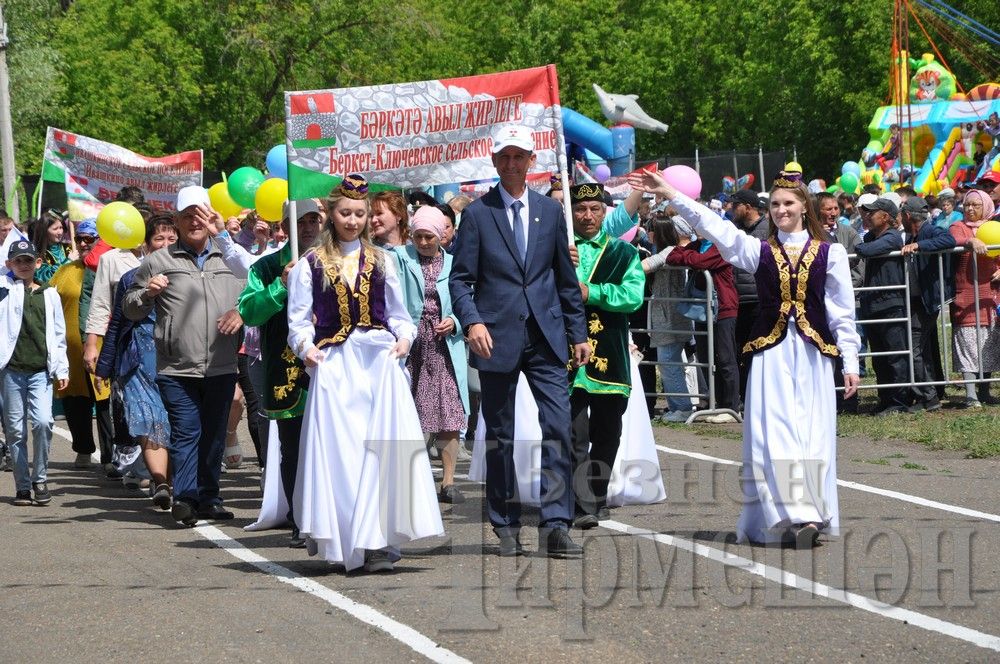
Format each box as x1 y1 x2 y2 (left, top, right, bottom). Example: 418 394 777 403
2 420 999 663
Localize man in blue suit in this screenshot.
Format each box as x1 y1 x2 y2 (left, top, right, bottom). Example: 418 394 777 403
450 125 591 558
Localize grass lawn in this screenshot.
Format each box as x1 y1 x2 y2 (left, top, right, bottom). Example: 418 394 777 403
655 402 1000 458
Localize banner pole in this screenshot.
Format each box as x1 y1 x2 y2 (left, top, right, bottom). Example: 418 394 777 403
289 199 299 258
34 169 43 218
546 64 574 247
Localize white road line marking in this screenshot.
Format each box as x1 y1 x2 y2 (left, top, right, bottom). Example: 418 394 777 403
655 444 1000 524
195 524 473 664
601 519 1000 653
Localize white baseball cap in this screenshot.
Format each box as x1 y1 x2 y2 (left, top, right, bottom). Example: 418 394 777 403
857 193 878 207
282 198 321 221
177 185 210 212
492 124 535 154
881 191 902 208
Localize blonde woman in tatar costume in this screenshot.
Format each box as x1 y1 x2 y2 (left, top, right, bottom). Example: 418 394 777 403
286 175 443 573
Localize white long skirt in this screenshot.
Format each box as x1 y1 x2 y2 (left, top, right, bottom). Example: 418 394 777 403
469 356 666 507
737 326 839 544
294 330 444 570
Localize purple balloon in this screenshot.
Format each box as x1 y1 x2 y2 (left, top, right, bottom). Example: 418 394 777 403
594 164 611 183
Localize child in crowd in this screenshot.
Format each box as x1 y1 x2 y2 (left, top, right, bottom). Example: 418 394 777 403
0 241 69 505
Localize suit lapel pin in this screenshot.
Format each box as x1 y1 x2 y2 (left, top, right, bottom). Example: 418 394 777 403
534 217 540 223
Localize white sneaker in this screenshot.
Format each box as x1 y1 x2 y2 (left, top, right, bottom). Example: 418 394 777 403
704 413 738 424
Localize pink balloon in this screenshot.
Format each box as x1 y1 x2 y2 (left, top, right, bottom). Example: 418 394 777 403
618 225 639 243
594 164 611 183
662 165 702 200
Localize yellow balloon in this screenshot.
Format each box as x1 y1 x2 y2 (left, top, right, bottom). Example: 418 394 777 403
255 177 288 222
96 202 144 249
785 161 803 173
208 181 243 219
975 220 1000 258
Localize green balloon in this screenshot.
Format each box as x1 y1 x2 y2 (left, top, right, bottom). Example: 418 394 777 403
227 166 266 209
826 184 841 193
840 172 860 193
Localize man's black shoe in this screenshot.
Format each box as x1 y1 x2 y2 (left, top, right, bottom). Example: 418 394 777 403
197 504 235 521
596 506 611 521
497 535 524 557
171 501 199 527
874 405 907 417
289 527 307 549
572 514 599 530
542 528 583 559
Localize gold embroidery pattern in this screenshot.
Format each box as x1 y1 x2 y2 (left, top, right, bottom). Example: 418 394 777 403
742 240 839 356
742 239 792 354
315 248 383 348
357 247 377 327
588 313 604 335
791 242 839 356
274 366 302 401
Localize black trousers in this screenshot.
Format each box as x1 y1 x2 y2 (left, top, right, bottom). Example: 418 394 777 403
570 389 628 517
632 331 658 418
695 317 740 411
867 309 909 409
62 381 114 461
834 356 859 414
237 353 268 463
909 303 941 403
276 415 303 527
734 301 759 404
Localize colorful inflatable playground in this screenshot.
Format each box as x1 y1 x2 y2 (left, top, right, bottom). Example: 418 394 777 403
832 49 1000 196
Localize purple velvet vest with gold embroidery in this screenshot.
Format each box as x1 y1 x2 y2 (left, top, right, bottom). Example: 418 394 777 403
308 247 388 348
744 238 839 357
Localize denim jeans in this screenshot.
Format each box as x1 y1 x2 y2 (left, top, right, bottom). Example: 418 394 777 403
656 343 692 413
1 369 54 492
156 373 238 509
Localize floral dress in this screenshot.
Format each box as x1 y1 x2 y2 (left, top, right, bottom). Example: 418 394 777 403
407 252 466 433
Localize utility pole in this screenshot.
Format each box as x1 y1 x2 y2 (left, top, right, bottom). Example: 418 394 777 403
0 6 18 223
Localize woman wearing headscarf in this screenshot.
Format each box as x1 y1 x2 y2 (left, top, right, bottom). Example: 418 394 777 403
948 189 1000 407
392 205 469 504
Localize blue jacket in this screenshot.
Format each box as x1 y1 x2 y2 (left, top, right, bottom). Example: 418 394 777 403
393 245 469 415
906 221 956 315
96 268 153 380
449 186 587 373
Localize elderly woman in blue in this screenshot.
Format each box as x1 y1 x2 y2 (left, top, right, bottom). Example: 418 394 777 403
393 205 469 504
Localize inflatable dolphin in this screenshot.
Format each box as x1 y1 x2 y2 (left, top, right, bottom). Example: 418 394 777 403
593 83 670 134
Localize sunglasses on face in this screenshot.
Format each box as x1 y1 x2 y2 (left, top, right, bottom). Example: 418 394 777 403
75 235 98 245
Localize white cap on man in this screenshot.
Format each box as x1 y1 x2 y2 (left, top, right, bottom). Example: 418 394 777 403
492 125 535 154
282 198 321 221
177 185 210 213
857 193 878 207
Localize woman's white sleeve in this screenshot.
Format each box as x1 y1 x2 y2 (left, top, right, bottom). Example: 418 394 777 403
383 257 418 342
286 257 317 359
824 243 861 375
669 193 761 273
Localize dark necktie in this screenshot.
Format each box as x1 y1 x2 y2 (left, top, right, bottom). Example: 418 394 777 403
511 200 526 262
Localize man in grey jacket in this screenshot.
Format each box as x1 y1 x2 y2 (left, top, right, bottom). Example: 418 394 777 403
123 186 245 526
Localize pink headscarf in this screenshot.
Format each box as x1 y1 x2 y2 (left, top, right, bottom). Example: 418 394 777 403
410 205 446 240
962 189 995 230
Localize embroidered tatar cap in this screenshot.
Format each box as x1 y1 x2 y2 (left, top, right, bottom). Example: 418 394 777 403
337 174 369 200
570 183 605 205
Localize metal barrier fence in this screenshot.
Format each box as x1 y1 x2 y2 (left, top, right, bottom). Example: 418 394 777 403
637 243 1000 422
631 267 742 424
